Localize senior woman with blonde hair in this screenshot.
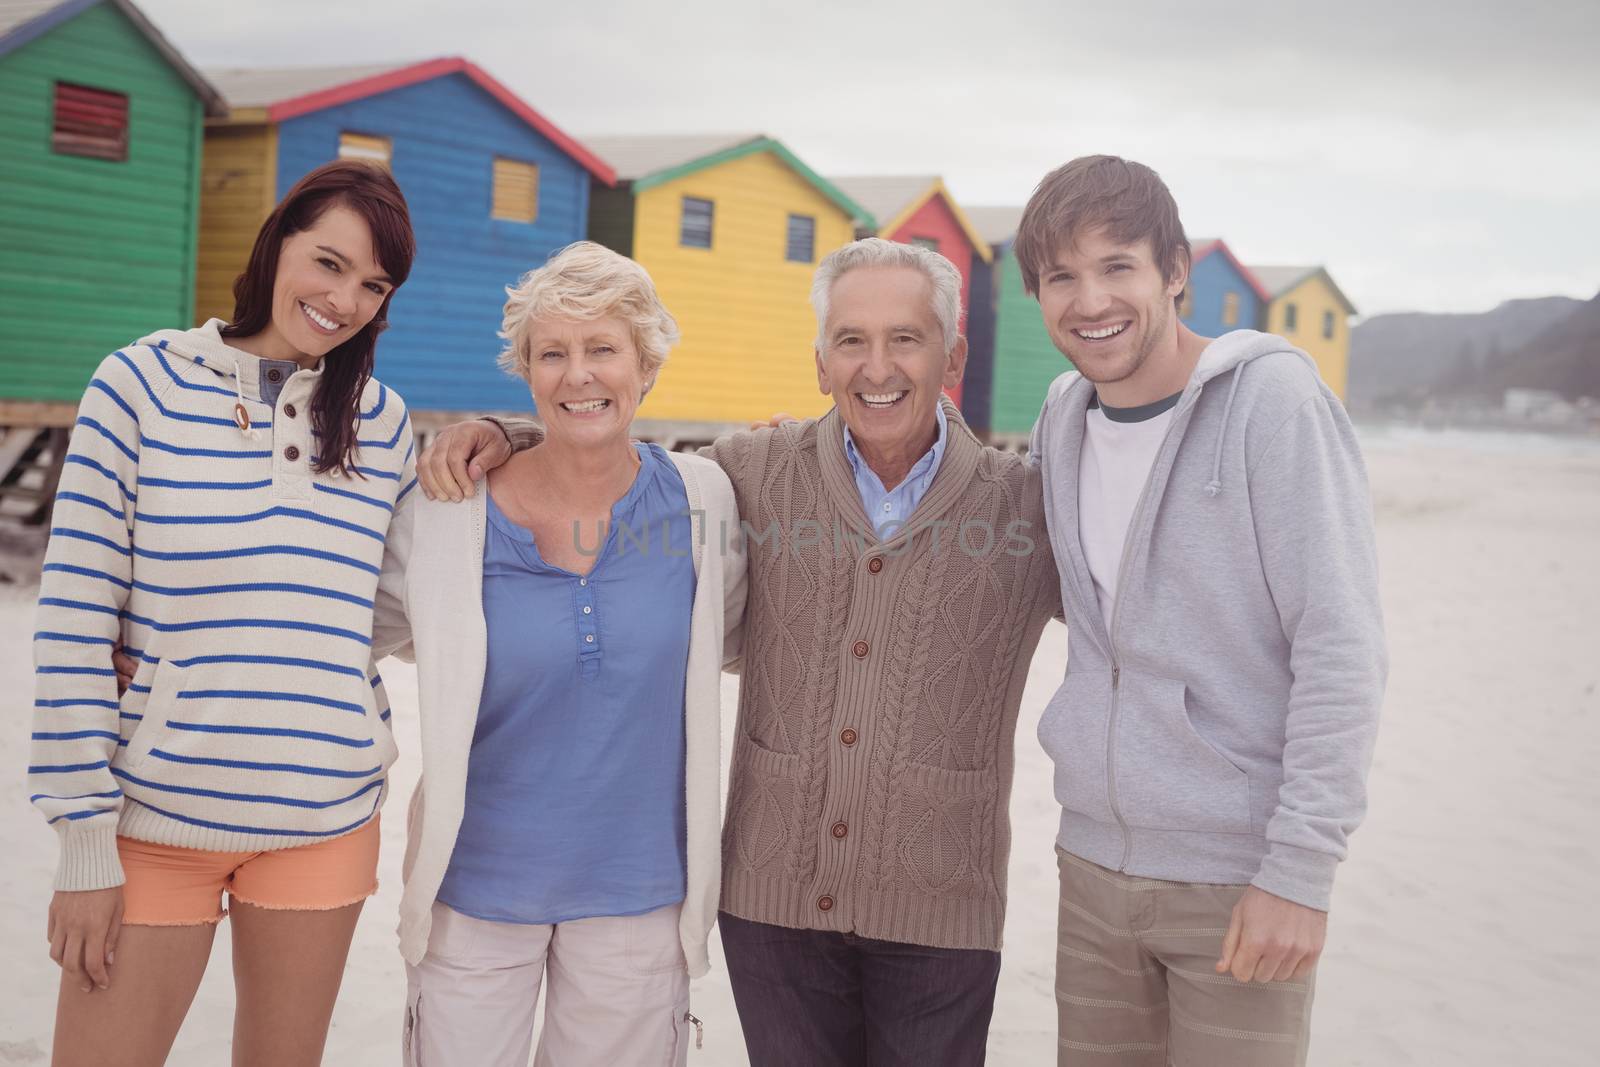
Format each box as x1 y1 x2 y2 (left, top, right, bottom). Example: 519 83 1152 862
375 241 746 1065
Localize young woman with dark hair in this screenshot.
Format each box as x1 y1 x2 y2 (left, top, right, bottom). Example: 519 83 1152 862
28 159 418 1066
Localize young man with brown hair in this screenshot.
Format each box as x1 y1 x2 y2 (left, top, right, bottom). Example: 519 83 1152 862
1017 155 1387 1066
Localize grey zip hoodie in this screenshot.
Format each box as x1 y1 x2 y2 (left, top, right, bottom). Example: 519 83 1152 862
1031 330 1386 910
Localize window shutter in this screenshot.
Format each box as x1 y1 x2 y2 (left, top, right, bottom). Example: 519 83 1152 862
338 132 392 166
680 197 714 248
491 159 539 223
1222 291 1239 326
786 214 816 262
52 83 128 161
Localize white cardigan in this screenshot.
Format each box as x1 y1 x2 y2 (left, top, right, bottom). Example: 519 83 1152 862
374 452 746 975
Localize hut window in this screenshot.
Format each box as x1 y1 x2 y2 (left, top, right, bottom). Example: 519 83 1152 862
1284 302 1298 333
911 236 940 253
52 83 128 162
492 159 540 223
680 197 714 248
1222 291 1240 326
338 132 392 167
786 214 816 263
1323 309 1336 339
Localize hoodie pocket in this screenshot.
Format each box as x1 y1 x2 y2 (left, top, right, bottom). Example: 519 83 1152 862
121 661 184 769
1113 670 1250 835
1037 670 1116 824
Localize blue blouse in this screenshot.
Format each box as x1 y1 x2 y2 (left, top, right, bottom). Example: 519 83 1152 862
437 443 695 925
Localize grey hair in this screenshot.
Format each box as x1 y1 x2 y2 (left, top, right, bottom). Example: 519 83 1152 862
810 237 963 353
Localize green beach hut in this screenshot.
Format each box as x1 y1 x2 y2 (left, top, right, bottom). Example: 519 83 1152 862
965 206 1072 442
0 0 223 419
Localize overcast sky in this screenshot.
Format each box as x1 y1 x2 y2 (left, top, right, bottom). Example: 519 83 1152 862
144 0 1597 317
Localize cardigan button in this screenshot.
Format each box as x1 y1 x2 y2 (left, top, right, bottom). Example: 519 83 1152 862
283 445 300 461
831 821 848 839
867 556 883 574
283 403 297 418
817 895 834 912
851 640 869 659
839 728 857 746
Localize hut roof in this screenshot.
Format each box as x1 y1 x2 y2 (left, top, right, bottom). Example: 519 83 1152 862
828 175 993 263
1248 264 1358 314
583 133 874 227
0 0 224 115
205 56 615 185
1190 238 1272 303
962 205 1026 248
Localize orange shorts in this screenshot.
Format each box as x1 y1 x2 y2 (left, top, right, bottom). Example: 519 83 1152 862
117 816 380 926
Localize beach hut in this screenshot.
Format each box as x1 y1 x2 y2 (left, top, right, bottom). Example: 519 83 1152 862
828 176 994 413
1249 264 1358 399
198 58 615 417
1181 238 1269 339
0 0 223 520
0 0 223 414
582 134 871 434
964 206 1071 440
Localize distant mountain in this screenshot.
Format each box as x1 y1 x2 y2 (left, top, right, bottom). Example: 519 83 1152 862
1348 296 1583 408
1471 291 1600 400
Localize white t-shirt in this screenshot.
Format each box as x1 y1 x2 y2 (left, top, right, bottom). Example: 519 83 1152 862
1078 392 1181 632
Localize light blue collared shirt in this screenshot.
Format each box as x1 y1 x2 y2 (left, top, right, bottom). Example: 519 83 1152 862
843 401 948 539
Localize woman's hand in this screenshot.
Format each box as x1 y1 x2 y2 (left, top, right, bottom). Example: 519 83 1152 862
48 887 124 992
112 647 137 696
418 420 513 502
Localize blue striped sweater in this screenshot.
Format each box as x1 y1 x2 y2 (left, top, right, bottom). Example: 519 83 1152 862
29 320 416 891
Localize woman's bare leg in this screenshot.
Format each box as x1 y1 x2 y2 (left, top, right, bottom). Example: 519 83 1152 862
51 923 217 1067
228 898 364 1067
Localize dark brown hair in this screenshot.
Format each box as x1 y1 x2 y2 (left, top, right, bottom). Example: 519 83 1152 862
1014 155 1190 308
221 160 415 475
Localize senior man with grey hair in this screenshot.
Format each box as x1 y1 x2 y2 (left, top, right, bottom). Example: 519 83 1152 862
416 238 1060 1066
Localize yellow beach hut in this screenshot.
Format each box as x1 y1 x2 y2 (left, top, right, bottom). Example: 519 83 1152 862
1250 265 1358 400
583 134 872 436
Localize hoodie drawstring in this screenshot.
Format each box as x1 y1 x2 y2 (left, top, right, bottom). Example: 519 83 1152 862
1203 366 1246 498
229 359 260 440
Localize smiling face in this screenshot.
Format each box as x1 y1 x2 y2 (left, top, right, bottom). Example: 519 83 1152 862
815 265 965 461
1036 225 1186 390
264 204 395 363
525 316 648 447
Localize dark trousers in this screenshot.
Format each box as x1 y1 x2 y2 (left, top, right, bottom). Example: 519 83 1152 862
719 910 1001 1067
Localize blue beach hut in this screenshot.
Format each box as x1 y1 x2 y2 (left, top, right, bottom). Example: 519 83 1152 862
197 58 615 417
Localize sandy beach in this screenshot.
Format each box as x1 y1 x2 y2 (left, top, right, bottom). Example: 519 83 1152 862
1 426 1596 1066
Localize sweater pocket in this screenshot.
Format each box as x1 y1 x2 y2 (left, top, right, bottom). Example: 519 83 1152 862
726 732 802 876
893 762 996 899
121 659 185 769
1113 670 1251 836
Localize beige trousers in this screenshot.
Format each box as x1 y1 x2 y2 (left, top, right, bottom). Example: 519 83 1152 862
403 901 692 1067
1055 848 1315 1066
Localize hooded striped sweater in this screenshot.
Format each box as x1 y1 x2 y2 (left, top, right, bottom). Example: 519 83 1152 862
29 320 416 892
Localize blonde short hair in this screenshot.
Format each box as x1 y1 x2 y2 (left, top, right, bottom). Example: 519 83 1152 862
498 241 680 388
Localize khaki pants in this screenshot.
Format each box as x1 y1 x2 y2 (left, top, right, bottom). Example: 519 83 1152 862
1055 849 1315 1066
404 901 692 1066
